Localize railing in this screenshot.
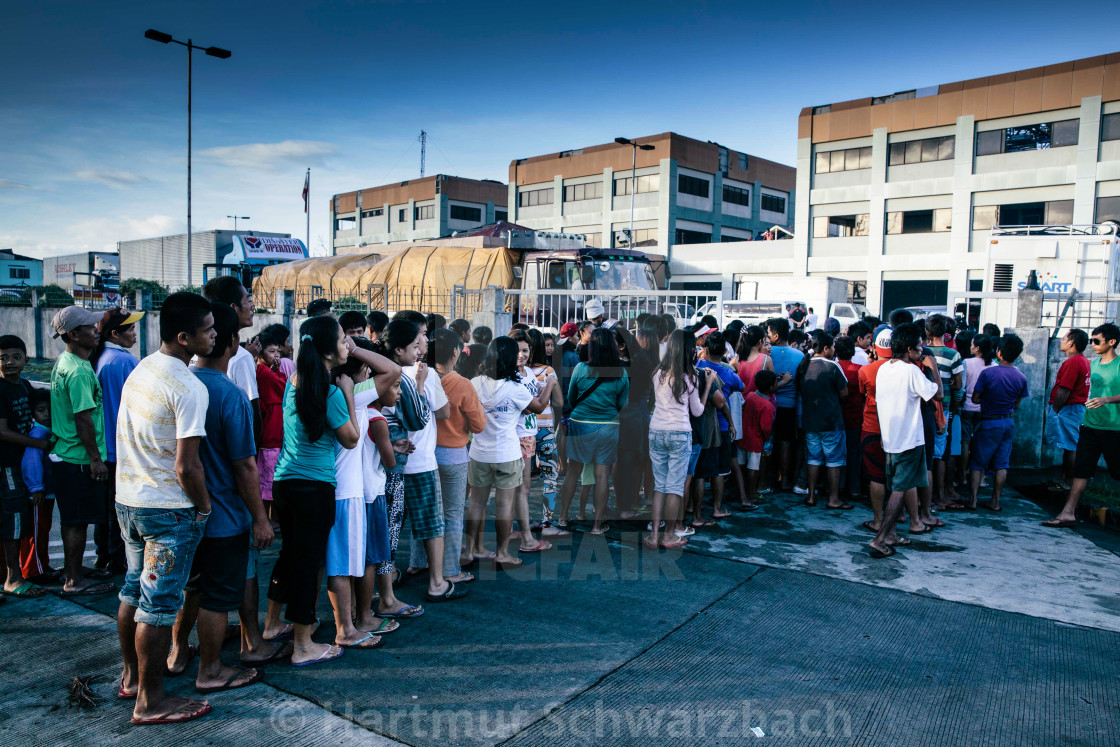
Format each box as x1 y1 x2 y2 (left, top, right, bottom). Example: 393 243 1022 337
503 288 723 331
948 290 1120 336
990 223 1118 238
72 288 125 310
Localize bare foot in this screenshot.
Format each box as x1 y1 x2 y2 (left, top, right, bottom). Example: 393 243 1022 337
240 639 291 663
291 642 342 665
132 694 210 722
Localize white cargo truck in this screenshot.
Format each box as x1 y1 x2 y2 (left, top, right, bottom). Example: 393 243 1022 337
732 275 850 324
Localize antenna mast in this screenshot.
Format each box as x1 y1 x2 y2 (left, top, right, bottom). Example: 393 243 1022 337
419 130 427 177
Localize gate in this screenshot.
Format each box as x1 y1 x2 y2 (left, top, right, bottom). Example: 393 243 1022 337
503 289 723 331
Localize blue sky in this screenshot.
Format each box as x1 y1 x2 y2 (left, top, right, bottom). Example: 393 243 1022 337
2 0 1116 262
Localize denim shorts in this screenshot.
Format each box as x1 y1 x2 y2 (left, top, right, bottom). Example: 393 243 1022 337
932 428 947 460
1045 404 1085 453
649 430 692 496
806 429 846 467
567 421 620 466
116 504 206 627
686 443 702 475
970 417 1015 472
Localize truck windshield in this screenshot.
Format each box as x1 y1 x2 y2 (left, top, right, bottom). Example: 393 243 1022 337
593 261 655 291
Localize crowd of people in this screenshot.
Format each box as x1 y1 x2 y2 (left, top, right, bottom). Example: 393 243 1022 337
0 279 1118 726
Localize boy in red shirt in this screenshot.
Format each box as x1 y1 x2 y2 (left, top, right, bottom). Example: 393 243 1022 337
742 370 777 507
834 335 865 500
1045 329 1090 490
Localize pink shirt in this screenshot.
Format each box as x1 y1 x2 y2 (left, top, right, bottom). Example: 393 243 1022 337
278 357 295 380
649 370 705 432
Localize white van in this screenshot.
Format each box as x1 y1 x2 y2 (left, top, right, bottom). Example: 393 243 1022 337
829 302 868 332
692 300 795 327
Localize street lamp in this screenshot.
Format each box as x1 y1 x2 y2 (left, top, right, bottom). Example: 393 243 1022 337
227 215 250 231
615 137 655 248
145 28 231 286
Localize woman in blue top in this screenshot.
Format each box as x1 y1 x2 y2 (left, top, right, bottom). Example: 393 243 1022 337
267 316 360 667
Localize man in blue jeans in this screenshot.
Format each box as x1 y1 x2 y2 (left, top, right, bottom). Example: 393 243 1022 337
114 293 216 725
969 334 1029 512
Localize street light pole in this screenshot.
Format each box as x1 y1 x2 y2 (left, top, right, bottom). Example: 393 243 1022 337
614 137 654 248
227 215 250 231
145 29 231 286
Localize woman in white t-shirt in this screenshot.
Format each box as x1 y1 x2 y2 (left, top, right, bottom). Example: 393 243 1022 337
509 329 556 554
464 337 548 568
324 337 400 650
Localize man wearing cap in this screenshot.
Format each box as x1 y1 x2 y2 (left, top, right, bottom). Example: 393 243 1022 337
92 308 145 574
49 306 115 596
584 299 605 326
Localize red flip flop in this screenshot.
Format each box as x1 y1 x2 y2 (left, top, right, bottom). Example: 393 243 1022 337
131 701 212 725
518 541 552 554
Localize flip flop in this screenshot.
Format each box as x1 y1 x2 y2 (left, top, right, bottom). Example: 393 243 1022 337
889 537 912 546
165 644 198 678
0 581 47 598
659 538 688 549
589 524 610 535
518 541 552 554
1042 518 1077 528
869 545 896 559
824 503 854 511
263 623 294 642
378 604 424 619
131 701 212 725
446 572 476 584
711 512 732 519
367 618 400 635
291 645 345 667
84 567 113 580
118 677 137 700
472 551 497 561
736 503 759 512
909 526 933 535
195 667 264 694
241 641 294 666
338 632 384 650
59 581 115 597
860 520 879 533
426 581 469 602
691 518 716 528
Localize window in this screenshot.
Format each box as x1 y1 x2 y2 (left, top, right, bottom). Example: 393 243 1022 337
972 200 1073 230
518 188 554 207
361 208 383 219
495 210 508 222
888 136 955 165
886 208 951 234
614 174 660 196
449 205 481 222
722 185 750 207
1097 196 1120 224
335 217 355 231
414 204 435 221
674 228 712 244
720 232 752 243
738 153 748 171
614 227 657 248
761 193 786 214
563 181 603 202
814 146 872 173
1103 113 1120 142
813 214 870 238
582 232 603 247
9 267 29 280
677 174 710 198
398 208 406 222
976 119 1079 155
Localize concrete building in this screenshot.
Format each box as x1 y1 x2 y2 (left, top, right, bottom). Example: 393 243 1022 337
329 174 507 255
0 249 43 287
506 132 795 263
793 52 1120 315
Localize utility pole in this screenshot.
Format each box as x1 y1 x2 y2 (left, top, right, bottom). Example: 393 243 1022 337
419 130 427 178
614 137 655 248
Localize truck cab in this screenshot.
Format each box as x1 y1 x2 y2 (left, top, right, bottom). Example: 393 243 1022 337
203 235 309 290
517 248 657 328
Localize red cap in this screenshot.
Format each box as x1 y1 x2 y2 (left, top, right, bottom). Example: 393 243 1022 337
559 322 578 338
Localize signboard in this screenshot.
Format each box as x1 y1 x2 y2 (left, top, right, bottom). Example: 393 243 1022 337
232 236 308 263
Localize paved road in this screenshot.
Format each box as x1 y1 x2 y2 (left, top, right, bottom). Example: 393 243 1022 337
2 482 1119 745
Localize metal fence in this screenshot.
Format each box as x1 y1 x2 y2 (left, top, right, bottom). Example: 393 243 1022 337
503 288 723 331
949 290 1120 337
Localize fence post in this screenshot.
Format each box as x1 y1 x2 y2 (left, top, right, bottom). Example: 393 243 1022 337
472 286 512 338
31 292 43 359
276 290 294 330
1015 289 1043 328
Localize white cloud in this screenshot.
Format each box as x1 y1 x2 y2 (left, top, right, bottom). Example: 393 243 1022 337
1 214 185 259
197 140 337 170
0 179 37 190
73 169 152 189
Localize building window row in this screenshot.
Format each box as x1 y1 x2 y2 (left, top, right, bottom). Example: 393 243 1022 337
450 205 481 222
721 232 753 243
889 136 955 166
361 208 383 219
615 174 660 196
9 268 30 280
738 153 749 171
972 200 1073 230
614 227 658 248
722 185 750 207
677 174 710 198
335 217 355 231
1097 196 1120 223
564 182 603 202
674 228 711 245
398 208 406 222
518 187 554 207
976 119 1079 155
414 204 435 221
1104 113 1120 142
813 214 870 238
886 208 952 234
761 194 787 214
814 146 872 174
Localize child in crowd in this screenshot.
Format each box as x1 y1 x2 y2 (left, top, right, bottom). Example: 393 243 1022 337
968 335 1029 512
19 388 57 585
256 332 288 526
510 330 555 553
742 370 778 507
260 323 295 379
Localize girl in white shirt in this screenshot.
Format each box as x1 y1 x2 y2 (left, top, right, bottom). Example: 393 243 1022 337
509 330 556 554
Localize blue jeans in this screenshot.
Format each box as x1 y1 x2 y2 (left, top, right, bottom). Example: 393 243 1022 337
116 504 206 627
806 429 846 468
436 461 467 578
649 430 692 496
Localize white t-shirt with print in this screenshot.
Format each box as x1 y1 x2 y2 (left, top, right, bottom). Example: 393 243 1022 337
363 407 388 503
516 368 539 438
333 382 378 500
876 359 939 454
470 377 533 463
401 364 448 474
116 352 209 509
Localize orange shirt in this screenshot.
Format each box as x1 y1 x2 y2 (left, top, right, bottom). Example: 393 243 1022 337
857 358 889 435
435 371 486 449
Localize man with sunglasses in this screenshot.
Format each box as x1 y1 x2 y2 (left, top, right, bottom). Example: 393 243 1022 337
1044 323 1120 528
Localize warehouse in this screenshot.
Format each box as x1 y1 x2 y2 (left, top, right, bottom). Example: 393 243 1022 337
117 229 296 289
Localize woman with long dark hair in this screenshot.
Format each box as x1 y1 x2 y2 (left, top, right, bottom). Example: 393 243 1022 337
268 315 359 666
526 329 565 535
613 325 659 519
556 328 630 534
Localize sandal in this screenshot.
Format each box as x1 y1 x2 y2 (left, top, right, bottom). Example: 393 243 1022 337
426 581 469 602
195 667 265 694
0 581 46 598
378 604 424 619
131 701 212 725
291 644 345 667
518 541 552 554
337 632 384 650
1042 518 1076 528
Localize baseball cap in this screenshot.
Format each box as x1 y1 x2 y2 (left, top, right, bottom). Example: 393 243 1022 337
51 306 103 339
694 325 715 340
99 308 145 337
584 299 605 320
559 322 578 340
873 325 893 358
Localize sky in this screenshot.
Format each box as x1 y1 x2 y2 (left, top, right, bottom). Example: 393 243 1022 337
2 0 1117 263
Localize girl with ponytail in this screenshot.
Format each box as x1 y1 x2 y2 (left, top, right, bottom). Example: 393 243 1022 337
959 333 995 478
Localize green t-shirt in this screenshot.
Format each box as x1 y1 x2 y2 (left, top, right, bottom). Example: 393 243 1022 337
50 351 106 464
1085 356 1120 431
274 382 351 485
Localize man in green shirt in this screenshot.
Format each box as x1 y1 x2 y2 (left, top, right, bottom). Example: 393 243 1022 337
49 306 114 595
1044 323 1120 528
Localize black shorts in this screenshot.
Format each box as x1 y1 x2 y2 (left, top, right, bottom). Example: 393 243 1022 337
718 432 734 476
52 461 111 527
694 446 719 480
0 463 31 541
774 407 798 443
1073 426 1120 481
186 532 250 612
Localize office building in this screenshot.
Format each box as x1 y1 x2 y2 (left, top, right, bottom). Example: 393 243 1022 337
793 52 1120 314
330 174 507 255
